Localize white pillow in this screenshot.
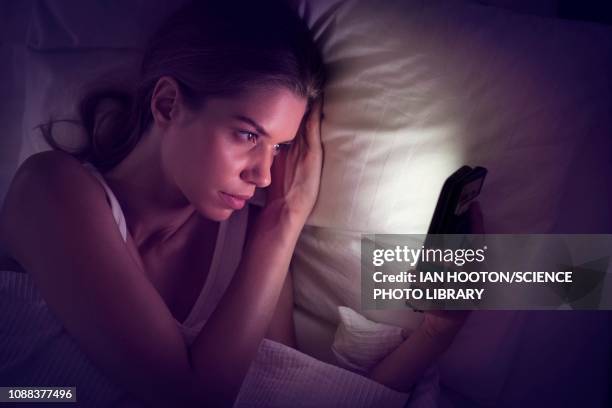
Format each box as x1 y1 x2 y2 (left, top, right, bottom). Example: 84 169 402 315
300 0 612 234
26 0 182 50
20 50 141 162
331 306 407 373
15 2 612 404
292 0 612 404
19 0 189 161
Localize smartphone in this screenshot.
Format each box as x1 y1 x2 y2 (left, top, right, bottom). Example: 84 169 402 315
427 165 487 234
406 165 488 312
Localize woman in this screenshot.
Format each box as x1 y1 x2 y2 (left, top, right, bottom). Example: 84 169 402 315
0 1 478 406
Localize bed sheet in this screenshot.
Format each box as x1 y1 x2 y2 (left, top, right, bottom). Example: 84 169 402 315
2 1 612 406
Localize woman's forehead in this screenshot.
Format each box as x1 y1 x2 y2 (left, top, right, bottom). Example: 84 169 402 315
216 87 307 112
204 88 308 138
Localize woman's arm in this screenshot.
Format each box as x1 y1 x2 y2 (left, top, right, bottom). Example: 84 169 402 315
189 202 303 402
189 99 323 402
246 204 298 348
368 203 484 392
0 152 199 407
0 153 305 407
368 311 468 392
0 101 322 407
265 269 297 347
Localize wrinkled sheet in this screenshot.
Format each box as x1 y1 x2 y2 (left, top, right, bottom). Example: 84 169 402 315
236 339 411 408
1 270 431 407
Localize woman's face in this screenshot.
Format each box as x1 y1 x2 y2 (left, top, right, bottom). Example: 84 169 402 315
161 87 308 221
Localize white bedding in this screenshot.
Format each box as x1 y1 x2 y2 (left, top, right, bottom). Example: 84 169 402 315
236 339 410 408
1 270 416 407
2 1 612 407
291 1 612 405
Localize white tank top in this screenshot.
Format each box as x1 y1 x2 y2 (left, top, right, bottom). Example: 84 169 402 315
83 163 261 344
0 162 415 407
0 161 265 406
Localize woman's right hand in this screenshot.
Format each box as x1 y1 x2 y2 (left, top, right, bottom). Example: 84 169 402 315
266 98 324 224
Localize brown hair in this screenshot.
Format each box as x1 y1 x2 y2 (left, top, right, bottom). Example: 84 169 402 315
41 0 325 172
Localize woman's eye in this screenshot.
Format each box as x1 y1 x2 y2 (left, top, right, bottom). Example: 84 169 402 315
238 131 258 145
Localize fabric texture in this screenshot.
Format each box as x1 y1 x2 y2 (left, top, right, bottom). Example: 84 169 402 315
0 164 415 407
0 270 139 407
0 162 249 404
83 162 250 345
332 306 407 373
328 306 440 408
83 163 128 242
8 1 612 406
0 274 414 407
235 339 409 408
290 1 612 405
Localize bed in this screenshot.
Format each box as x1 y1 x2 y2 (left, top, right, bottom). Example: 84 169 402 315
1 0 611 406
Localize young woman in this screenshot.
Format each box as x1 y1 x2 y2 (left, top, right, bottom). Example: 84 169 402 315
0 1 481 406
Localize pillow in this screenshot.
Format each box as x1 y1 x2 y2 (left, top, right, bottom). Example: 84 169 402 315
331 306 407 373
299 0 612 234
15 1 612 404
27 0 183 50
292 0 612 404
19 0 190 162
19 49 141 162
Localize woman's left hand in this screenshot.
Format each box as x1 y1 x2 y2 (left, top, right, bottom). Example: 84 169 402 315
421 201 484 342
266 97 324 224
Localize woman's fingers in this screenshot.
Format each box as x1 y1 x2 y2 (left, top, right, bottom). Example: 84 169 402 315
418 202 482 335
265 96 324 219
303 97 323 151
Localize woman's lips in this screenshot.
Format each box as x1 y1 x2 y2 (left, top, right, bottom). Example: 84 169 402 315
219 191 248 210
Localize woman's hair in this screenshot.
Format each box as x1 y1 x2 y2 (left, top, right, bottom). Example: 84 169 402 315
41 0 325 172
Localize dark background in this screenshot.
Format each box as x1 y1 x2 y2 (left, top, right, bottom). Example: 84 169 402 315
476 0 612 25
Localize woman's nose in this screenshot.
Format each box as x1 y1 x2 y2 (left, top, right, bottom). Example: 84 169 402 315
241 148 274 188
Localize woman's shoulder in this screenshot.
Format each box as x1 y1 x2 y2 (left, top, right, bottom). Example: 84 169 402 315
9 151 106 199
18 150 89 178
0 151 108 248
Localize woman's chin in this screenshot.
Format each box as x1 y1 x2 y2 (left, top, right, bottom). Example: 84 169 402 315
198 206 234 222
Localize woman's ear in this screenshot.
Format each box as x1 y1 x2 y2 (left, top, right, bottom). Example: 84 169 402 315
150 76 182 128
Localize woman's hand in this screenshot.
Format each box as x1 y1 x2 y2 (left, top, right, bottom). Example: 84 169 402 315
266 98 324 224
421 201 484 343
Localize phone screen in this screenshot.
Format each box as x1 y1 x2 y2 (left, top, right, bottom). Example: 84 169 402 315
428 166 487 234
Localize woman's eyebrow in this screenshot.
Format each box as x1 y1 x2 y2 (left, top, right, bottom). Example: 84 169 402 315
232 115 269 137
